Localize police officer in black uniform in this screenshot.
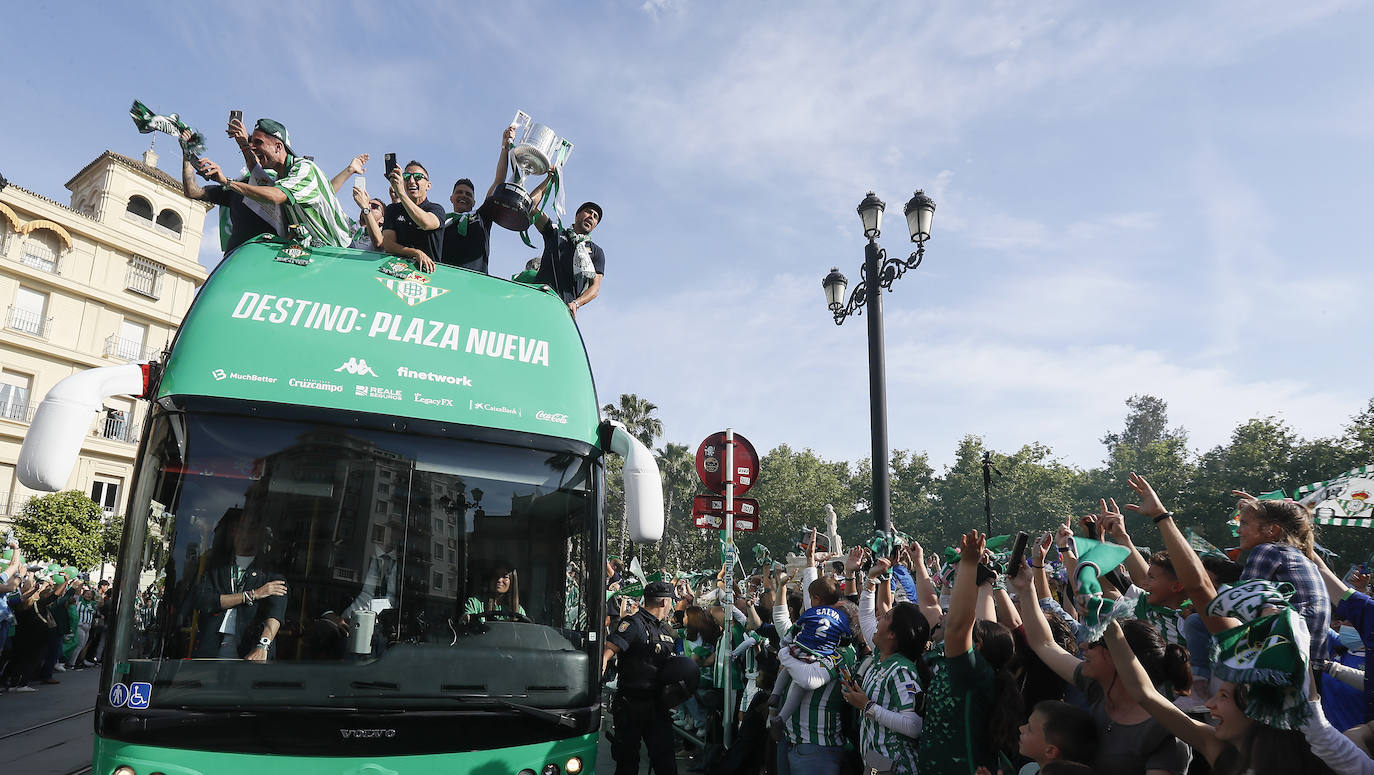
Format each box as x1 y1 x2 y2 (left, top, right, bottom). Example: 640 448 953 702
603 580 678 775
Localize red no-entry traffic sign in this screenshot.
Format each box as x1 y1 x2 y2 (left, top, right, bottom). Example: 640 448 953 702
696 431 760 495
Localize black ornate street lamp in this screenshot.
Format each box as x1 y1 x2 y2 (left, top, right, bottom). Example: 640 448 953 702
822 190 935 535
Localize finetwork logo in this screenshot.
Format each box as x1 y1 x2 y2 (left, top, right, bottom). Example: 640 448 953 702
396 366 472 387
335 358 378 377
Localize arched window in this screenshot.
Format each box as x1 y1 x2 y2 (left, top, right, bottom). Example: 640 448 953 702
155 209 183 237
126 195 153 221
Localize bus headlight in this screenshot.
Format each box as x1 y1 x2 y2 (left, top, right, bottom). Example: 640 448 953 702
542 765 560 775
565 756 583 774
113 767 137 775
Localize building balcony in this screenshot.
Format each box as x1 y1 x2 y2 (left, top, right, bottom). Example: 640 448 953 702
5 307 52 339
103 334 159 362
0 402 35 424
15 250 61 275
98 413 137 444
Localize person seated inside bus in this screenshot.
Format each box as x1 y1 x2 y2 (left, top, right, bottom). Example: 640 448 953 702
192 509 288 660
464 563 525 619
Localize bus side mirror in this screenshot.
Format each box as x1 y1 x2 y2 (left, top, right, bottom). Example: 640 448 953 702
18 363 147 491
603 420 665 544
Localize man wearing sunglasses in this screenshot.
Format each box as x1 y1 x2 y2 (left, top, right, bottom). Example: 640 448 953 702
382 161 445 272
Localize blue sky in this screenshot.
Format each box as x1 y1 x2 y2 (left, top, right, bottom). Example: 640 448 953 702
4 1 1372 475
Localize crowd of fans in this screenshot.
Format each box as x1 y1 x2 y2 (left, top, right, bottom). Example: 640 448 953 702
178 113 606 318
601 473 1374 775
0 534 113 694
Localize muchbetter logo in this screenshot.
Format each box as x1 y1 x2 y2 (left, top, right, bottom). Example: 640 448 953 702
212 369 227 381
334 357 378 377
377 277 449 307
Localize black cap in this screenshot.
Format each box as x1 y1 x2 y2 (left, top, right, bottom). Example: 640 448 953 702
576 201 603 222
643 580 676 601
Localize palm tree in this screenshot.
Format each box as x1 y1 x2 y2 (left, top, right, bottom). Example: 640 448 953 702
656 442 695 571
602 394 663 449
602 394 664 557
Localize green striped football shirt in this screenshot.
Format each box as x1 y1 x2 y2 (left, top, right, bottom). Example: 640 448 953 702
861 652 922 772
275 156 354 248
784 645 855 748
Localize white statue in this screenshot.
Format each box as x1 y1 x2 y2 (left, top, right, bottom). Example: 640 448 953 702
824 504 843 560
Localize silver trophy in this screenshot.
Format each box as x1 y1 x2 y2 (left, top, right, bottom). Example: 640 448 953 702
480 110 574 231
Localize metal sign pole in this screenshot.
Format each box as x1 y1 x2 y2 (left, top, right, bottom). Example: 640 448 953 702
722 427 735 748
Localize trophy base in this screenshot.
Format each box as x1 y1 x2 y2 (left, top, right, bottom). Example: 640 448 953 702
479 183 533 232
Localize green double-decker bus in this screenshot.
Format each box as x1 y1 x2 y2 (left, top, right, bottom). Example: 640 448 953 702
18 237 663 775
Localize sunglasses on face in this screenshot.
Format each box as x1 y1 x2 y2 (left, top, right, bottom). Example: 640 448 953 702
402 172 427 181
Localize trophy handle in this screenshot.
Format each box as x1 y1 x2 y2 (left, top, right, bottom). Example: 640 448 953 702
511 110 533 142
551 139 574 170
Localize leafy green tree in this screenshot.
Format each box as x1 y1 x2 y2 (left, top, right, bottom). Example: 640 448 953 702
14 491 103 568
1179 416 1296 531
928 437 1088 556
845 449 936 547
746 444 852 564
1093 395 1195 509
101 512 126 566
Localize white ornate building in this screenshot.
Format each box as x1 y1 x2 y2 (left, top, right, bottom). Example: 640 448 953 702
0 147 210 530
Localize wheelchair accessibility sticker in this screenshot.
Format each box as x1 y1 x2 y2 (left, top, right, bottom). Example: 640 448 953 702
109 682 129 707
128 682 151 709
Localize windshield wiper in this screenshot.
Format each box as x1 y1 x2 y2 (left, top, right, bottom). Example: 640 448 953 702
329 694 575 727
492 699 576 728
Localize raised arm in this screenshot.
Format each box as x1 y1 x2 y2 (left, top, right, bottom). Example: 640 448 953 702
1030 533 1053 601
489 124 516 198
1102 621 1228 765
331 154 368 195
906 542 943 627
1124 472 1238 632
945 530 984 655
179 130 209 200
1099 498 1150 584
1008 561 1083 683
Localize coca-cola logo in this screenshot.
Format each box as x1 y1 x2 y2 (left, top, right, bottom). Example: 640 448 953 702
536 410 569 424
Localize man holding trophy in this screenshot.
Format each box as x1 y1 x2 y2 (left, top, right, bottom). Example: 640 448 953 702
438 124 520 275
478 110 603 317
530 197 605 318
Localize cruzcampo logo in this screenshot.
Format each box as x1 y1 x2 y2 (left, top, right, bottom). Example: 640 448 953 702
377 276 450 307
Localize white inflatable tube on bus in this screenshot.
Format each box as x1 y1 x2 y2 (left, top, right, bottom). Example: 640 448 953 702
607 421 665 544
18 363 146 492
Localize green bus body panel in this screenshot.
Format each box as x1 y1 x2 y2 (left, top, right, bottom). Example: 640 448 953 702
94 732 600 774
158 240 597 444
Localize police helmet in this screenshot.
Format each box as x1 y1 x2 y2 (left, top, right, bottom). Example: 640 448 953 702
658 655 700 708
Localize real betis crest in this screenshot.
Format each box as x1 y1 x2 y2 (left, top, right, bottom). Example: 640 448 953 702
377 276 449 307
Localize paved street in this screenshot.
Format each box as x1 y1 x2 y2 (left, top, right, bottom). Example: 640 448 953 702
0 669 700 775
1 666 98 775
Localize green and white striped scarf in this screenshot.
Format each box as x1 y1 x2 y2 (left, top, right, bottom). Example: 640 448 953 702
275 156 354 248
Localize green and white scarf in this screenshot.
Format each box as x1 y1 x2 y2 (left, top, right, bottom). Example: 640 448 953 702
1206 579 1312 729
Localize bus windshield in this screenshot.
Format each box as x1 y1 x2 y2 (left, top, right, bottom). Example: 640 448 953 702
112 407 598 711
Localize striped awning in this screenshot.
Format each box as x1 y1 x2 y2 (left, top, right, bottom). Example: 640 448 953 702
1314 517 1374 528
0 201 20 232
18 218 73 250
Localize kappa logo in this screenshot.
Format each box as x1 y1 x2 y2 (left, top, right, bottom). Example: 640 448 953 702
376 277 450 307
334 357 379 377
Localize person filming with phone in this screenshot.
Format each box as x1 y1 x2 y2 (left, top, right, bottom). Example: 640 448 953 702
381 155 445 272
